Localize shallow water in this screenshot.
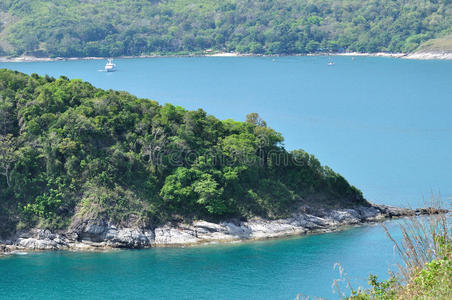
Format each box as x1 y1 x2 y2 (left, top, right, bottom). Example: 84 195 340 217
1 56 450 299
0 221 406 299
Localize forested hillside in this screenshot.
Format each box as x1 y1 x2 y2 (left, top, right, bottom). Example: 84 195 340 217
0 69 365 236
0 0 451 57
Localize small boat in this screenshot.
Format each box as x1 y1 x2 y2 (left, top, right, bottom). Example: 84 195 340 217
327 60 335 66
105 59 117 72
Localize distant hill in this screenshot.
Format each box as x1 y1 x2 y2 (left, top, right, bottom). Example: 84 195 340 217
0 0 451 57
0 69 366 236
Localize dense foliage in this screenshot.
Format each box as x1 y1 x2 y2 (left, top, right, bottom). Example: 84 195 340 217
0 69 365 234
0 0 451 57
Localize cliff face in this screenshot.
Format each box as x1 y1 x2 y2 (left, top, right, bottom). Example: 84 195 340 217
1 204 435 253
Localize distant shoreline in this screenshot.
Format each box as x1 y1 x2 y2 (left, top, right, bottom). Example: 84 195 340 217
1 51 452 63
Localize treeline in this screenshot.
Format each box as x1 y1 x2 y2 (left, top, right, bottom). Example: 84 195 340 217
0 69 365 235
0 0 451 57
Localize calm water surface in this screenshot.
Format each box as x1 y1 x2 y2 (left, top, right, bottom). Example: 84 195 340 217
0 56 450 299
1 222 405 299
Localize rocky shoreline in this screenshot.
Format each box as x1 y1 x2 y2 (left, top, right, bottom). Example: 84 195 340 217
1 51 452 63
0 204 444 256
334 51 452 60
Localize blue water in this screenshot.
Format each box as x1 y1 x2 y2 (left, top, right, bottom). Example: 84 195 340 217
0 222 404 299
1 56 451 299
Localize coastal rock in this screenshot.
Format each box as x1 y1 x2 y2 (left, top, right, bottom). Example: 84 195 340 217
75 219 110 242
374 205 414 218
16 238 59 250
105 228 151 248
244 218 302 239
11 229 70 250
4 204 444 251
154 225 199 245
193 220 251 241
71 218 153 248
357 206 383 221
291 214 329 229
404 51 452 60
0 244 9 254
219 221 252 237
326 209 362 224
37 229 56 240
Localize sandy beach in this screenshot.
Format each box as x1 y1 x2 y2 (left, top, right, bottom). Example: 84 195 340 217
1 51 452 63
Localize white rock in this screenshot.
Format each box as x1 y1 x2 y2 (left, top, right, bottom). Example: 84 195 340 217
17 238 58 250
153 225 199 245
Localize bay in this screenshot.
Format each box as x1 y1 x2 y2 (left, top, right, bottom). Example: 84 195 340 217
1 56 450 299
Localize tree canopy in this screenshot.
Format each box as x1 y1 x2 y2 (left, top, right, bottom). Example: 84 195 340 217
0 0 451 57
0 69 366 236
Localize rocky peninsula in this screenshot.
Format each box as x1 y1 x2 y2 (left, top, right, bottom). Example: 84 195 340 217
0 70 447 257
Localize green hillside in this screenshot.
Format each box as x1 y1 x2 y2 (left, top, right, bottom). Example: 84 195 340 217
416 33 452 53
0 0 451 57
0 69 366 236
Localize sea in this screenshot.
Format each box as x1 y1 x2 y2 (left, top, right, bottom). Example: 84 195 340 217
0 56 450 299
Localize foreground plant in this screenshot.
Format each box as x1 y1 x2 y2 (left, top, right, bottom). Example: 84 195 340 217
346 197 451 299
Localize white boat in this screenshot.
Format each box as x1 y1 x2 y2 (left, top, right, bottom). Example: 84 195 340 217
105 59 117 72
327 56 335 66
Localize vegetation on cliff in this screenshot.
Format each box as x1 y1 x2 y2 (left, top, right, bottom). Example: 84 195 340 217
0 69 365 236
0 0 451 57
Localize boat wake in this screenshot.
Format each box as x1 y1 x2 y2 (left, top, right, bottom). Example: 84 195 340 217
98 69 118 72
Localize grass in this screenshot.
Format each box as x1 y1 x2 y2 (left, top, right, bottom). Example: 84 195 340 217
416 34 452 53
346 196 451 299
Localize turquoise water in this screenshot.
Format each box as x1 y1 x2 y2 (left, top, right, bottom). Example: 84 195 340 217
1 222 403 299
1 56 451 298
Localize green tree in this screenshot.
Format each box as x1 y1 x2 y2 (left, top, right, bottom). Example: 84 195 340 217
0 134 16 187
0 69 366 233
